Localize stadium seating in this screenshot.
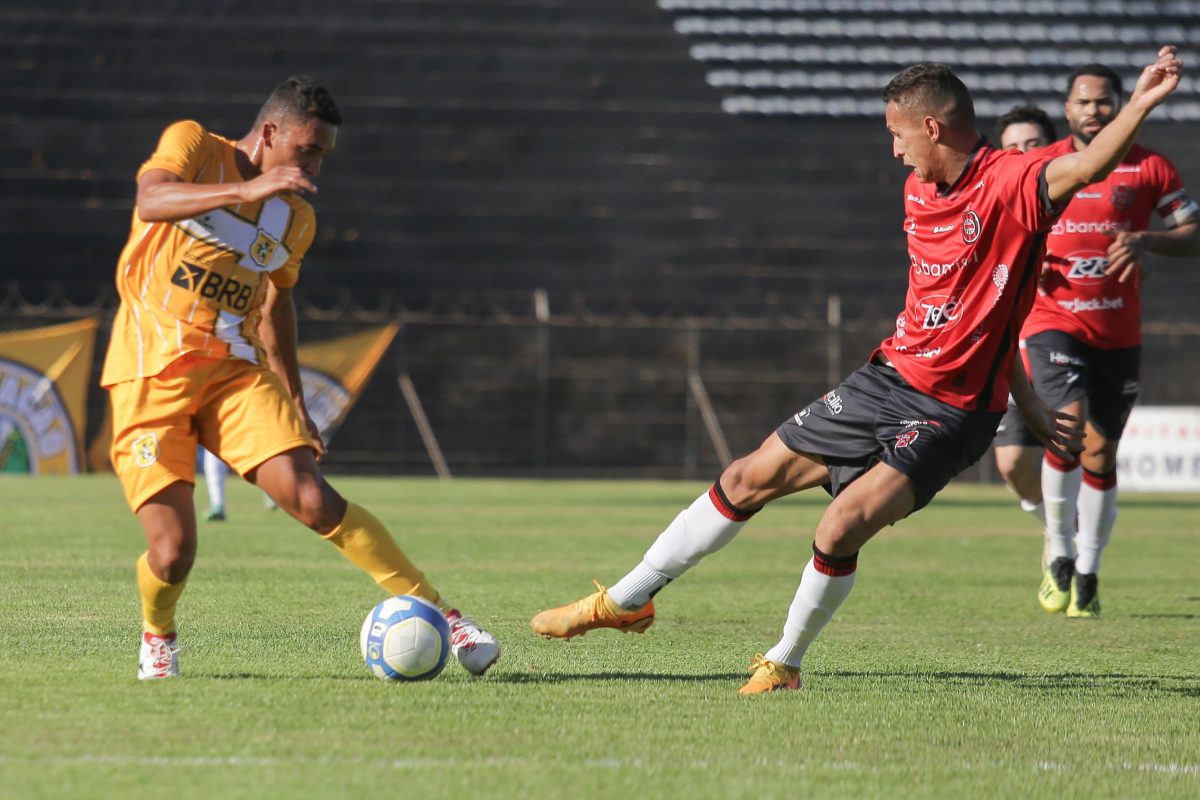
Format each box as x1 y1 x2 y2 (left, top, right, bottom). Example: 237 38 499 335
3 0 1199 475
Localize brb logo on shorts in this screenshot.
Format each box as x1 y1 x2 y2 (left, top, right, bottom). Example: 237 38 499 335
895 430 919 448
1065 252 1111 285
917 295 964 331
961 210 981 243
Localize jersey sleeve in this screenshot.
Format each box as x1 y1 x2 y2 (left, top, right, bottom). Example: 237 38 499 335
1151 154 1200 229
269 203 316 289
136 120 208 182
994 151 1065 233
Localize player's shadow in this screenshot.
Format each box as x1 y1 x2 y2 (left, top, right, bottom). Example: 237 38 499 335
821 670 1200 697
495 671 745 684
200 672 375 682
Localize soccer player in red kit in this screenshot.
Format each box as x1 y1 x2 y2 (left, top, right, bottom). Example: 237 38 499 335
990 105 1059 527
531 48 1184 693
997 65 1200 618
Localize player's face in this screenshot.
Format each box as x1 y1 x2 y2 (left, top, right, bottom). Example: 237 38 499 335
263 118 338 179
1064 75 1119 145
885 101 936 182
1000 122 1048 152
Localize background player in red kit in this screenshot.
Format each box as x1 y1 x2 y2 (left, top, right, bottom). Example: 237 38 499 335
990 66 1200 619
991 105 1059 521
530 48 1183 694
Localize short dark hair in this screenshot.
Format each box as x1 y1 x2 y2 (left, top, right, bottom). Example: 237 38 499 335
256 76 342 127
995 103 1057 144
1065 64 1123 99
882 62 976 131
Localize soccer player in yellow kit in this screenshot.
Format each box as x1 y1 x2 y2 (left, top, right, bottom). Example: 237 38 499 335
101 76 500 679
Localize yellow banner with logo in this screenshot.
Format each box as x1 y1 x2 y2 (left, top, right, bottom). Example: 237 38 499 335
0 318 98 475
299 323 400 441
87 323 399 470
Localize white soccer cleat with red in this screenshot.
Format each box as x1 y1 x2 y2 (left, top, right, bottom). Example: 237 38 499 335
137 631 181 680
445 610 500 676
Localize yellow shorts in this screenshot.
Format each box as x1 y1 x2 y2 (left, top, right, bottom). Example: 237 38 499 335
108 353 314 511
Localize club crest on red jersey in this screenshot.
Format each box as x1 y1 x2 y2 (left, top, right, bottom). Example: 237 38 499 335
961 210 981 243
1110 185 1134 210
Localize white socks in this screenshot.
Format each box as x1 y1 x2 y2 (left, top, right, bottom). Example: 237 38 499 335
608 484 757 610
1076 470 1118 575
764 546 858 668
202 448 229 510
1041 452 1081 561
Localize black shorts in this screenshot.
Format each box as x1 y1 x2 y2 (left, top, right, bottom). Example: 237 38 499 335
993 400 1042 447
1026 330 1140 441
775 362 1002 513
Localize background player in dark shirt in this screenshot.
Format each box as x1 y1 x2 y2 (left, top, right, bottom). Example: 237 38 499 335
532 48 1183 694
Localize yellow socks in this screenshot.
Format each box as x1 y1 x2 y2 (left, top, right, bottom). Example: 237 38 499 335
136 552 187 636
322 503 443 607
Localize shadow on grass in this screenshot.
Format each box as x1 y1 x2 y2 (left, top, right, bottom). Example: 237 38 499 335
495 672 745 684
1129 613 1199 620
820 670 1200 697
496 669 1200 697
198 672 375 682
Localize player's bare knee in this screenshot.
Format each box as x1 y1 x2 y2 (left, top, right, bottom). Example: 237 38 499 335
151 542 195 583
290 477 345 532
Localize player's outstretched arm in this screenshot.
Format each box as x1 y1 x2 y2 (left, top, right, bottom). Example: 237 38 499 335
1010 359 1085 461
136 167 317 223
1045 45 1183 204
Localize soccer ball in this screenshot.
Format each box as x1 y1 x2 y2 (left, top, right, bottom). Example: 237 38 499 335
360 595 451 682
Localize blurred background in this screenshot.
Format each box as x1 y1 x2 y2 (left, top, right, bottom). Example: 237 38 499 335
3 0 1199 479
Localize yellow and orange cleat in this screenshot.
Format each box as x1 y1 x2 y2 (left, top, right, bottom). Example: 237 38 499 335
739 654 801 695
530 580 655 639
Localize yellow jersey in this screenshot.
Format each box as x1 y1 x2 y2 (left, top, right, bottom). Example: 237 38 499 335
101 120 316 387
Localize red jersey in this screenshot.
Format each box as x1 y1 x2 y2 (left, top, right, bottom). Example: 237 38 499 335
878 142 1064 413
1021 139 1197 349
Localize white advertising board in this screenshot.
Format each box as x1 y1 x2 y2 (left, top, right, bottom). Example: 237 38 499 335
1116 406 1200 492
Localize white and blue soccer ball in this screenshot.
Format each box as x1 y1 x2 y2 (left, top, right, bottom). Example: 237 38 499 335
360 595 451 682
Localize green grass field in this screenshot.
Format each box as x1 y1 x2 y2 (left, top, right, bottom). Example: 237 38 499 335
1 476 1198 799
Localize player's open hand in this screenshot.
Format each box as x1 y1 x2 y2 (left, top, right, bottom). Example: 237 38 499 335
1103 230 1145 282
1032 407 1086 462
241 166 317 202
1130 45 1183 111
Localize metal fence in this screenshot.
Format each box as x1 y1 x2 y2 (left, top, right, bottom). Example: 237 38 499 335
4 282 1199 479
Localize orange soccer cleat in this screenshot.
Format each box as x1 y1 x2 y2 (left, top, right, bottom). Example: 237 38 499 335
738 654 801 695
530 580 655 639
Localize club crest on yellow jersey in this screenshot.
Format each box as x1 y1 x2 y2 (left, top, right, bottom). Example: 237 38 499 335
250 230 281 268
